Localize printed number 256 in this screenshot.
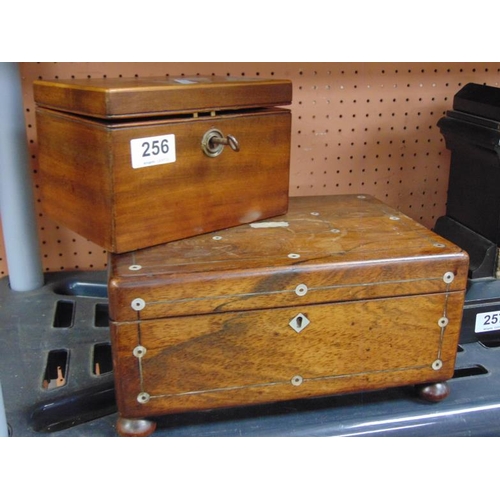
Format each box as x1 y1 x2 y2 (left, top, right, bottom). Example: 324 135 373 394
142 139 169 157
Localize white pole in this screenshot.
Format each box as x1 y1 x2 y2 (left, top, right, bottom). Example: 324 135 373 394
0 62 43 291
0 382 8 436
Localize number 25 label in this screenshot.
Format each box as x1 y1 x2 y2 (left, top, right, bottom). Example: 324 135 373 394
130 134 176 169
475 310 500 333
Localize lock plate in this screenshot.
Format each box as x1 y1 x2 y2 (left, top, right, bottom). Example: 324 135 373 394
201 128 239 157
289 313 310 333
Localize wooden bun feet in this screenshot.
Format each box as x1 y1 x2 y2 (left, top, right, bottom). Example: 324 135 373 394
114 382 452 435
116 416 157 437
416 381 450 403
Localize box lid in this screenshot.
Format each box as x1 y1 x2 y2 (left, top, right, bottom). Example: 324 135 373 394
108 195 469 322
33 75 292 119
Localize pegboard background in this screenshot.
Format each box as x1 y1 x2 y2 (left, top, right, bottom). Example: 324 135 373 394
1 62 499 277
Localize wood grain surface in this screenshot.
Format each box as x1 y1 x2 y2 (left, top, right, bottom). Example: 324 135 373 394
36 106 291 252
108 195 469 419
33 75 292 118
111 292 465 418
109 195 469 321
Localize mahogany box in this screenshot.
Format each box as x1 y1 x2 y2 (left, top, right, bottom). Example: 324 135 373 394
107 194 469 436
34 75 292 253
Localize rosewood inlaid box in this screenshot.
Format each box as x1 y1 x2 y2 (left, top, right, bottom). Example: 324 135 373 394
107 195 469 436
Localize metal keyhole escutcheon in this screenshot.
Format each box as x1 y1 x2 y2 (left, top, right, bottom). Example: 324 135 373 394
201 128 240 157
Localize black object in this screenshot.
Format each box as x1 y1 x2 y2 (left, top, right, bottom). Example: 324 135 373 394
438 83 500 244
436 83 500 346
453 82 500 122
30 382 116 433
0 271 116 436
434 216 497 279
460 279 500 344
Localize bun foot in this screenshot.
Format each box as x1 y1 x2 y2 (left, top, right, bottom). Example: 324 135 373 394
416 381 450 403
116 417 157 437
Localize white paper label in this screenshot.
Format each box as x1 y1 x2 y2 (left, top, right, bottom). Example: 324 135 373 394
475 310 500 333
130 134 176 169
173 78 200 84
250 221 289 229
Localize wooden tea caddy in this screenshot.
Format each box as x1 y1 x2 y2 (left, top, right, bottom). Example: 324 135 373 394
34 75 292 253
107 195 469 436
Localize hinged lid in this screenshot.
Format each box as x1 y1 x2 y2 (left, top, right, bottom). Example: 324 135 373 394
33 75 292 119
108 195 469 322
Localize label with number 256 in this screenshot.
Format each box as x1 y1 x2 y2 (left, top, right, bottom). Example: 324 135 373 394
130 134 176 169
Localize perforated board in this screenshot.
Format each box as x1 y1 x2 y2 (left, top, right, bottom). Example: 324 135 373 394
1 62 499 277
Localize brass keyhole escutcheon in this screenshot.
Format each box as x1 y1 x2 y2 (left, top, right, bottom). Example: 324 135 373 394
201 128 240 157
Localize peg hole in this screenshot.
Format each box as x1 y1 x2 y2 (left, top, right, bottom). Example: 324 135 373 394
94 304 109 327
42 350 68 389
93 343 113 375
53 300 75 328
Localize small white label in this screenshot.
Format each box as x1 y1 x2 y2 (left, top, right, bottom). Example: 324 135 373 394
130 134 176 169
250 221 289 229
475 310 500 333
173 78 201 84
